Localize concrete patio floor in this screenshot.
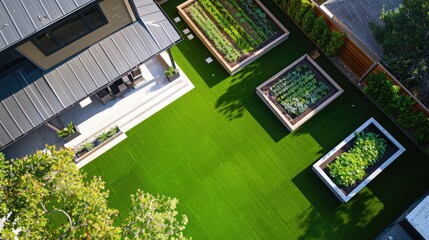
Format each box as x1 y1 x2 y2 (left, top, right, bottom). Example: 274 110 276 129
2 53 194 162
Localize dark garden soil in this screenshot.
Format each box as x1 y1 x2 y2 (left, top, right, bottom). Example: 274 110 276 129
182 0 283 67
261 58 339 124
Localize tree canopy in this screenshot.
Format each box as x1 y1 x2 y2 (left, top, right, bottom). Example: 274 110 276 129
0 147 189 239
370 0 429 106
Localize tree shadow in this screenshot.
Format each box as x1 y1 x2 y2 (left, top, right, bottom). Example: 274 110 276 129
293 166 390 239
214 61 290 141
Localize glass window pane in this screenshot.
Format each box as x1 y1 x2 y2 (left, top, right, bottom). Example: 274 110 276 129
34 33 60 54
84 7 106 29
52 15 89 44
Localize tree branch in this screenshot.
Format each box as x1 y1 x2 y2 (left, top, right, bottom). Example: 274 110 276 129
39 201 74 234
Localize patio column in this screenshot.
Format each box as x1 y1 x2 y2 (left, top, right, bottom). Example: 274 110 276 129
167 48 177 69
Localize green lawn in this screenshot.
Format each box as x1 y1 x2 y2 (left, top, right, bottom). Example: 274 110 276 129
83 1 429 239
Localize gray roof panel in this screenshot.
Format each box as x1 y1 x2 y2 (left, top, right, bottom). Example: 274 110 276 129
89 45 119 80
39 0 64 20
0 0 96 52
132 23 159 55
11 89 43 127
44 70 75 107
67 58 98 91
57 65 88 98
22 82 54 119
3 1 35 37
21 0 50 29
55 0 79 14
0 5 21 45
0 103 22 139
77 51 109 87
111 33 140 67
1 98 32 133
0 123 12 147
120 27 151 62
33 75 64 111
100 38 130 74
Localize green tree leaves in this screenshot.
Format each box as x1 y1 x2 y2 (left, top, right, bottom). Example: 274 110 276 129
370 0 429 106
0 147 189 239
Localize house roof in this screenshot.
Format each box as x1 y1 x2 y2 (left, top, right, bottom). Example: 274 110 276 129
0 0 181 149
0 0 97 52
322 0 402 57
405 195 429 239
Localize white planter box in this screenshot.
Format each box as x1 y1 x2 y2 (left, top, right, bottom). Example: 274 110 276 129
312 117 405 203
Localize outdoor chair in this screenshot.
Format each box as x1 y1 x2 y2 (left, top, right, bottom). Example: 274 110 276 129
95 88 113 104
109 79 127 98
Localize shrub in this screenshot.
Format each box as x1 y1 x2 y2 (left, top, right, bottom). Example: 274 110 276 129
295 0 312 24
309 17 328 41
364 72 429 143
364 72 397 114
317 28 331 48
364 72 414 117
324 31 345 56
415 118 429 143
287 0 301 17
302 7 315 32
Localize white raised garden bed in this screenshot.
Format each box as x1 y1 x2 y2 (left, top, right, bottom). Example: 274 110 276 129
312 117 405 203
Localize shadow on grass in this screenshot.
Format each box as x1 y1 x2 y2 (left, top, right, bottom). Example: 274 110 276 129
214 61 290 141
293 166 390 239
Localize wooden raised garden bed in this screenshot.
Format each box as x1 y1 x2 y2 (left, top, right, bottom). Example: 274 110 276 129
177 0 290 75
312 118 406 203
256 54 343 132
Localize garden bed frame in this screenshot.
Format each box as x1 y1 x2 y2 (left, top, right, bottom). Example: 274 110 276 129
256 54 343 132
177 0 290 75
73 126 127 168
312 117 406 203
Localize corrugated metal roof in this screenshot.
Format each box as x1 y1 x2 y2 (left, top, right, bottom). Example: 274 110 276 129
0 0 96 52
132 0 181 50
0 0 181 149
322 0 402 57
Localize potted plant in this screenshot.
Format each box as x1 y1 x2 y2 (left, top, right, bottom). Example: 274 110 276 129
57 122 80 142
164 66 179 81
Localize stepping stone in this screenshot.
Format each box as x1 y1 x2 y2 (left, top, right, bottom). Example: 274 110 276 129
174 17 181 23
187 34 194 40
205 57 213 64
183 28 190 34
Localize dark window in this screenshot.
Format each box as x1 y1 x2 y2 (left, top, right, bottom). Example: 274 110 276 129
33 5 107 55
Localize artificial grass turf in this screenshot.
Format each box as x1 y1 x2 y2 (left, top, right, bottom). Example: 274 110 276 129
83 0 429 239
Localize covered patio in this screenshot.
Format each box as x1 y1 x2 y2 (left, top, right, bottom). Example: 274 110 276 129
2 54 194 164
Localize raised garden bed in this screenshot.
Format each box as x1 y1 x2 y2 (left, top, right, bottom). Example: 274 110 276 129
74 126 125 163
256 54 343 132
177 0 290 75
312 118 406 203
